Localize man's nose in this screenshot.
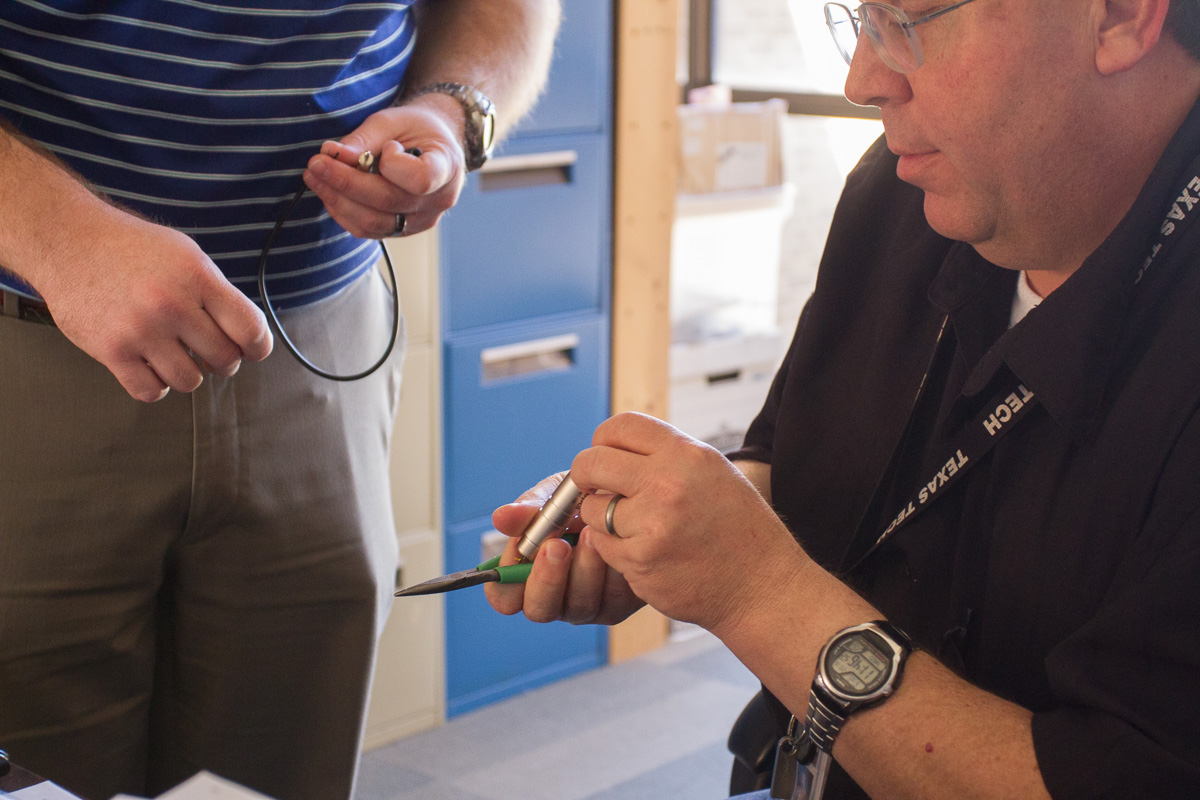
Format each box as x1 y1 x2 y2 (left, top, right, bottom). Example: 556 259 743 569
843 36 912 109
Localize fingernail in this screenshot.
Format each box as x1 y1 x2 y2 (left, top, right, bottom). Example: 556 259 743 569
309 160 329 180
320 140 341 157
545 541 568 563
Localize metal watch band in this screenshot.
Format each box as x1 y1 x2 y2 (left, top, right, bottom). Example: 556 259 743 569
408 81 495 171
804 683 850 753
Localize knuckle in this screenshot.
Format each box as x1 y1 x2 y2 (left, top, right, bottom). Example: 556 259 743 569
565 601 600 626
485 589 524 617
207 342 242 374
405 172 437 196
340 132 369 154
656 474 690 510
242 319 272 359
416 211 444 232
165 364 202 393
328 168 354 193
525 605 560 624
571 448 600 477
338 217 370 239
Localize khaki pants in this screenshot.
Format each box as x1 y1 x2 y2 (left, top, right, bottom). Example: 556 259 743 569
0 271 404 800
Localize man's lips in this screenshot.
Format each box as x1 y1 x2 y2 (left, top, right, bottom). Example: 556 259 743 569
893 148 940 182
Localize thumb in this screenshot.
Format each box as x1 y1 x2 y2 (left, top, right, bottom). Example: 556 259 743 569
321 114 396 169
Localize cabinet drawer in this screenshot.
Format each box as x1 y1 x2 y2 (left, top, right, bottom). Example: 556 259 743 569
444 516 607 717
513 0 612 137
441 134 611 333
443 315 609 524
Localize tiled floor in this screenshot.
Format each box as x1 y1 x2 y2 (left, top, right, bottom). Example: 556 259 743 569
357 629 760 800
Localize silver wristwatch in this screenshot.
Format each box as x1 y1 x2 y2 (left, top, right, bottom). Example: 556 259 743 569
770 621 913 799
409 81 496 171
806 620 912 752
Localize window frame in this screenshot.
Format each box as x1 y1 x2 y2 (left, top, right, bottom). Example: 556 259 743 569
685 0 881 120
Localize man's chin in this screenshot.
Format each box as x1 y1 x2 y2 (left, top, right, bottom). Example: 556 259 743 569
920 193 989 246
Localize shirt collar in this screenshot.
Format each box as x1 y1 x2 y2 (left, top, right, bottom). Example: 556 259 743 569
926 96 1200 442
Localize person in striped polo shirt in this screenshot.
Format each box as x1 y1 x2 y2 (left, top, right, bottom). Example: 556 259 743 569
0 2 559 799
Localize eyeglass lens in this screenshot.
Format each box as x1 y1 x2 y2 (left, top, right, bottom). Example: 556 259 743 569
824 3 860 65
824 2 923 73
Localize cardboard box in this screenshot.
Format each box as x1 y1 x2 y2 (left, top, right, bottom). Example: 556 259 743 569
668 331 785 452
670 183 795 343
677 99 786 194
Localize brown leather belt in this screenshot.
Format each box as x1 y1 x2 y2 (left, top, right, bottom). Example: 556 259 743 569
1 290 55 326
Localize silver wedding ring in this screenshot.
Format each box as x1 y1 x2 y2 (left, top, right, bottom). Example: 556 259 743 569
393 213 407 237
605 494 624 537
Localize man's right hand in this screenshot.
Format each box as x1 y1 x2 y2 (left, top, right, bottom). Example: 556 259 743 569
0 129 273 402
35 204 272 403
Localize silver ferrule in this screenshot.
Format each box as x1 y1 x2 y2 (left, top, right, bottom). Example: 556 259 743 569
515 473 583 562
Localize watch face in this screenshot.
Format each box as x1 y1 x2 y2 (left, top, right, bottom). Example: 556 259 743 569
824 630 892 697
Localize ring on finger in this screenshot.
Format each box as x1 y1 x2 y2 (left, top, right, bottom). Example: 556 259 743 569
605 494 624 537
391 213 407 237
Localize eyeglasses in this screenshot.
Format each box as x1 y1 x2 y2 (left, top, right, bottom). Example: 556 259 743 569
823 0 979 73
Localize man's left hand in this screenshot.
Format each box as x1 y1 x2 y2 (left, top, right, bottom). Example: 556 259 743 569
570 412 811 637
302 100 466 239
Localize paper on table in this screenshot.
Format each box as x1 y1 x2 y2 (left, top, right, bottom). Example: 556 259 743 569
106 772 275 800
154 773 273 800
10 782 83 800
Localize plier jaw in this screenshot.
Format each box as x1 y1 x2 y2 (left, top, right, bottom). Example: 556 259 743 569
393 568 500 597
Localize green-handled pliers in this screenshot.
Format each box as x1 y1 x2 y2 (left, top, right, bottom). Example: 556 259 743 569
394 533 579 596
395 472 586 597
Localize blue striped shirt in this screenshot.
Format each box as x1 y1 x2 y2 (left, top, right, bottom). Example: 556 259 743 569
0 0 417 307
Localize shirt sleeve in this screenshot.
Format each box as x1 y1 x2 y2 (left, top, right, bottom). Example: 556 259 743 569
725 298 812 467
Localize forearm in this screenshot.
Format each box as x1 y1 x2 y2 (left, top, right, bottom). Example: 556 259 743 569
715 558 1051 800
732 459 772 504
0 123 119 294
406 0 560 138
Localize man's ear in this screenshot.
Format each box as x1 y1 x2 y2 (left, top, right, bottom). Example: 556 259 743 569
1094 0 1171 74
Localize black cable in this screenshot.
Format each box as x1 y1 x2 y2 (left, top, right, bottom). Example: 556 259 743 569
257 184 400 382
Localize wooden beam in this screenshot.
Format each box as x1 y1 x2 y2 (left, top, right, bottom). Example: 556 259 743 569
607 0 679 663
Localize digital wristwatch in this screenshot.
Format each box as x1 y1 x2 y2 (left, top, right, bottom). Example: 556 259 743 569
771 621 913 800
805 620 913 752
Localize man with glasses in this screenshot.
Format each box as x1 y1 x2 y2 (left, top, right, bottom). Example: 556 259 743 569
487 0 1200 797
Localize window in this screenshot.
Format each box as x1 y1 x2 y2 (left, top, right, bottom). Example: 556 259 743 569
682 0 884 333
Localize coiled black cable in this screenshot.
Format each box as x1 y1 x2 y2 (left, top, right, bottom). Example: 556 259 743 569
256 183 400 382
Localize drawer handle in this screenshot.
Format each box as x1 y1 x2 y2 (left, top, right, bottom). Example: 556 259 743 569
480 333 579 382
479 150 579 191
707 370 742 385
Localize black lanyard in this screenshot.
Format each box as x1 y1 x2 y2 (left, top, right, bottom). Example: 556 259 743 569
842 150 1200 573
844 361 1038 571
1136 167 1200 284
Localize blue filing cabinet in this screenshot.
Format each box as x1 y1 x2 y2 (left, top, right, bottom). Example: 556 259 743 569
437 0 613 717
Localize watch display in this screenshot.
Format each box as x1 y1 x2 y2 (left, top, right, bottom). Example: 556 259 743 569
825 630 892 696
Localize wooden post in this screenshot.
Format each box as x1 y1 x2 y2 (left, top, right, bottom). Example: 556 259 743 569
608 0 679 663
